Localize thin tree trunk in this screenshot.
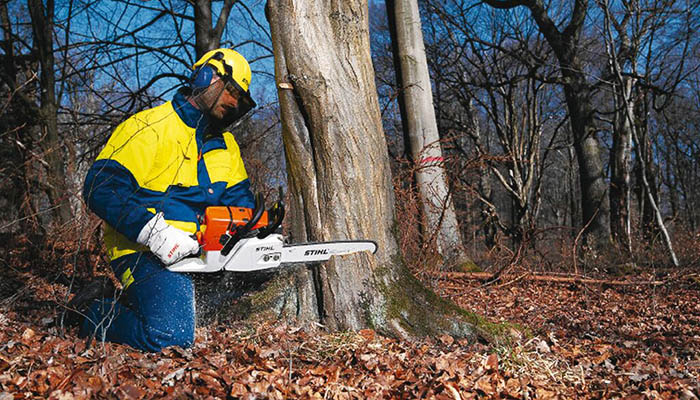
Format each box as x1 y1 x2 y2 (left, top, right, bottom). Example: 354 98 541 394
386 0 470 268
609 76 634 251
635 110 660 241
632 130 679 266
469 101 496 249
567 143 579 236
599 8 679 265
1 3 38 232
28 0 72 225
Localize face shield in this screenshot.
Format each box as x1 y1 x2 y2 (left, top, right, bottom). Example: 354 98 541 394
191 73 257 130
220 74 257 123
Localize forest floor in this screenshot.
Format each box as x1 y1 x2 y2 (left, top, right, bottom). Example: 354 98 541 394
0 245 698 399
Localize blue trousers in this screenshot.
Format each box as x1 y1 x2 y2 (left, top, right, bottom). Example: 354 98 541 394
80 253 195 352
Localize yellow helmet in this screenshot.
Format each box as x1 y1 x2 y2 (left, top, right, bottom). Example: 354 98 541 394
192 48 252 93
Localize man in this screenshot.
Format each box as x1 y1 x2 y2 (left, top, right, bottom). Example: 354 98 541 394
77 48 257 352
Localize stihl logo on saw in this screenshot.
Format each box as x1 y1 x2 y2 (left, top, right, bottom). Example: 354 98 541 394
165 191 378 273
304 249 329 256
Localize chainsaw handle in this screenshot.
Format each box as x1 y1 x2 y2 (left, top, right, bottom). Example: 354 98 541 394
220 193 265 256
257 200 285 239
257 186 285 239
246 193 265 232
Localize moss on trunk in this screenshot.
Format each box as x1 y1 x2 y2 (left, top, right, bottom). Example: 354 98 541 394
368 261 514 344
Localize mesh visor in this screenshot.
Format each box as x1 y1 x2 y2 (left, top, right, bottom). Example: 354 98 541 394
219 74 256 121
225 77 256 113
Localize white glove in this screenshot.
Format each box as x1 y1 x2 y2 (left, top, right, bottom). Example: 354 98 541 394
136 213 200 265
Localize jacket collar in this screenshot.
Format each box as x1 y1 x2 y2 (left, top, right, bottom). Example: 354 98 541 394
172 89 209 130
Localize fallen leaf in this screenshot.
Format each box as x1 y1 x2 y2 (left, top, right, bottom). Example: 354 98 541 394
48 390 74 400
439 334 454 346
229 382 248 397
475 374 495 395
535 387 557 400
536 339 551 354
21 328 35 341
485 354 498 371
504 378 521 397
359 329 375 341
116 383 143 399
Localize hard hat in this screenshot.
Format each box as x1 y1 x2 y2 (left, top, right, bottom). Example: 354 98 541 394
192 48 252 93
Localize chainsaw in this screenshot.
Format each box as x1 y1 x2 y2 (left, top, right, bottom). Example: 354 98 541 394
167 191 377 273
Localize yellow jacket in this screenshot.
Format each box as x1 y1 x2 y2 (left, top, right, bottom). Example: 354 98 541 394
83 90 254 261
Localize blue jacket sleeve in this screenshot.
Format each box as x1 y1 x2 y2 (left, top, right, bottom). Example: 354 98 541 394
82 159 155 242
220 178 255 209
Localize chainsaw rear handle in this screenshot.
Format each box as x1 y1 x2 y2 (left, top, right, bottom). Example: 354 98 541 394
220 193 265 256
256 201 284 239
257 192 285 239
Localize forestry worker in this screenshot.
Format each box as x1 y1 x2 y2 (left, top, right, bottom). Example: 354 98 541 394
75 48 257 352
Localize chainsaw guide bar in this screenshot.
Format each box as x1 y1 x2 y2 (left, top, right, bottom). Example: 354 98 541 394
167 234 378 273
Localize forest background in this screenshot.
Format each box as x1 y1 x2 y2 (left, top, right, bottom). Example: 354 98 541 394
2 0 700 269
0 0 699 398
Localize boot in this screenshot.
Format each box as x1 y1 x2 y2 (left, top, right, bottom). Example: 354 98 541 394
62 276 116 328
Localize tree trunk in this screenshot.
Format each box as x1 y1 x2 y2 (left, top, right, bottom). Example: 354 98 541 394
609 76 634 250
567 143 579 235
468 101 497 249
385 0 470 268
635 129 661 241
560 68 612 249
28 0 72 225
0 3 38 232
210 0 496 341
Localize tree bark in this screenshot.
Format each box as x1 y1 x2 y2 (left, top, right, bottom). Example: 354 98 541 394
385 0 471 268
215 0 494 341
553 49 612 251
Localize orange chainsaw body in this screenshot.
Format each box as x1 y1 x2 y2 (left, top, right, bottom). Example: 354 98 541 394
199 207 268 251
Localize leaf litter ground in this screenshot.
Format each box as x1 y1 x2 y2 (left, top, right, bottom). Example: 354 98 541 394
1 263 698 399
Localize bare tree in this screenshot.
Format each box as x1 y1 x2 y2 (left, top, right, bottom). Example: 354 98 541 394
482 0 612 250
0 2 37 231
597 0 698 264
0 0 73 230
192 0 239 56
27 0 73 225
597 0 673 251
598 0 679 266
385 0 471 268
420 1 566 253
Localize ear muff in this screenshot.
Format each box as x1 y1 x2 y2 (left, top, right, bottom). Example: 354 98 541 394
190 64 214 90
